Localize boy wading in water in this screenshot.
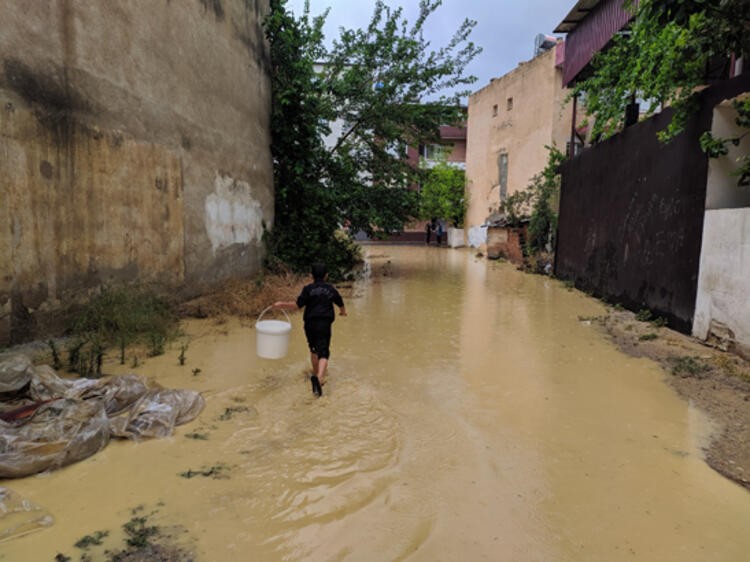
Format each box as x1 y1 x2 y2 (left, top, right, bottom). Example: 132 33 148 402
273 263 347 397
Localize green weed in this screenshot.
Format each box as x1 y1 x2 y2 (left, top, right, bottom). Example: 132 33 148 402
638 333 658 341
179 463 230 479
218 406 249 421
669 356 710 378
47 339 62 370
70 285 177 369
75 530 109 549
635 309 653 322
178 342 189 365
123 515 160 549
185 432 209 440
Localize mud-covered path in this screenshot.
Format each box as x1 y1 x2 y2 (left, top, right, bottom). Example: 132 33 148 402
3 246 750 561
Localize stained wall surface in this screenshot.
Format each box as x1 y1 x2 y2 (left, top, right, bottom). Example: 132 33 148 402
465 46 574 245
555 74 750 333
0 0 273 343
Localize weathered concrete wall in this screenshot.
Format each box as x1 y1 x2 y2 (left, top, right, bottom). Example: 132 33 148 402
555 74 750 333
693 94 750 354
0 0 273 344
465 45 573 242
693 209 750 354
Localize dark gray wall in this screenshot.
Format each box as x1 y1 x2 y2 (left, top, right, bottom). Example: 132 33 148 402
555 74 750 332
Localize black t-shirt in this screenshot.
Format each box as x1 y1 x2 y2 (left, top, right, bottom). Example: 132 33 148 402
296 281 344 322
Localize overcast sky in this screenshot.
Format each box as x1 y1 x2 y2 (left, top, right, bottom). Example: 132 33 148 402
285 0 576 95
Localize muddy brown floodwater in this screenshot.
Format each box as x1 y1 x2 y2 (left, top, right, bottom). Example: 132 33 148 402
3 246 750 561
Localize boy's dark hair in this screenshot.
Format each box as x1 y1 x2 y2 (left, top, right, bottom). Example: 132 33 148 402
311 262 327 281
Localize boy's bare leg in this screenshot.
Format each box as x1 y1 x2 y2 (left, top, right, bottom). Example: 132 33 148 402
317 358 329 386
310 353 319 376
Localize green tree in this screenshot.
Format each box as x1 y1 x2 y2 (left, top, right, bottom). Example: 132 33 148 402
573 0 750 148
264 0 480 277
419 161 466 227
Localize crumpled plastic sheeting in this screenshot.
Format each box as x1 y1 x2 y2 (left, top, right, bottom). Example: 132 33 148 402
0 356 205 479
0 354 33 393
110 389 206 439
0 398 111 478
0 487 53 544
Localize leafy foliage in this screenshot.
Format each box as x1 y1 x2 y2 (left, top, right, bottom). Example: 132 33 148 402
526 146 566 255
699 97 750 185
264 0 480 277
418 161 466 227
573 0 750 144
498 146 565 255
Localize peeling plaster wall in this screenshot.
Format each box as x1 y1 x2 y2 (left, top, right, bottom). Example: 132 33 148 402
0 0 273 344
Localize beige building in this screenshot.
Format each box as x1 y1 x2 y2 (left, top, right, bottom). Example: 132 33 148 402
465 43 576 247
0 1 273 344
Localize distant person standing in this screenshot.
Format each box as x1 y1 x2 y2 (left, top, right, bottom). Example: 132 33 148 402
436 220 444 246
425 221 432 245
273 263 346 397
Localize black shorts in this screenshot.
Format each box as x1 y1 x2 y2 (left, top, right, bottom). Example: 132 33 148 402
304 319 333 359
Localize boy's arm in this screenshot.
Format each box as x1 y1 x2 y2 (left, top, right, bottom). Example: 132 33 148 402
338 305 347 317
273 301 300 310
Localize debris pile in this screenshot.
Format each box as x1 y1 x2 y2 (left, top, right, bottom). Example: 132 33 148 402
0 354 204 478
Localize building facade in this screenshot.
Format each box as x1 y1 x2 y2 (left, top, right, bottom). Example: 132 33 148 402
0 1 273 344
465 44 575 247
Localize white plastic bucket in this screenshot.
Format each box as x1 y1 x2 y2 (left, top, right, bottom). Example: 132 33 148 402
255 306 292 359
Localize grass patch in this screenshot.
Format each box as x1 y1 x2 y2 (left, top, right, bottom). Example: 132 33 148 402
639 333 658 341
68 285 178 373
56 504 190 562
635 309 653 322
669 356 710 379
714 354 750 383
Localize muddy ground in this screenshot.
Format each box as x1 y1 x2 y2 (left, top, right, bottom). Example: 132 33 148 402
184 266 750 493
5 265 748 495
584 305 750 491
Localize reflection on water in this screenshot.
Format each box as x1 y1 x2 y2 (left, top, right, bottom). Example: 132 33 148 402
2 246 750 561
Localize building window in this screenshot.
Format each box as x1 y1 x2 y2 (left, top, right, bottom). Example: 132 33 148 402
498 153 508 201
506 97 514 111
422 143 450 161
492 104 498 117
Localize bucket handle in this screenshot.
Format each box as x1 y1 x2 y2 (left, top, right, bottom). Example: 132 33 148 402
257 305 291 324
